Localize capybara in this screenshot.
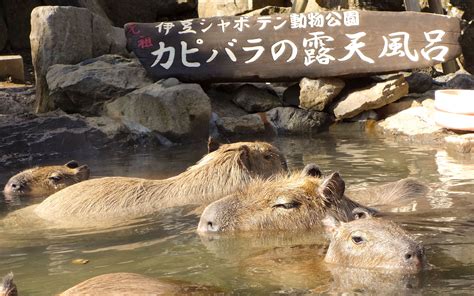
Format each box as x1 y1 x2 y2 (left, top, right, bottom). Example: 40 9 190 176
60 273 219 295
197 165 376 233
323 210 426 273
3 160 90 199
347 178 430 207
33 141 287 226
0 273 17 296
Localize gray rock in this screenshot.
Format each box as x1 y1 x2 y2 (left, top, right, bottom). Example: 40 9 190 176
206 86 248 118
30 6 127 113
0 112 157 167
47 55 152 115
299 77 345 111
446 73 474 89
105 79 211 142
347 110 379 122
265 107 332 135
216 114 265 136
243 5 291 16
198 0 290 17
0 86 36 115
332 75 409 120
405 72 433 93
233 84 282 113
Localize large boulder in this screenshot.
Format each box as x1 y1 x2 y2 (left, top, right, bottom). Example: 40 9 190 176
216 114 265 136
331 75 409 120
0 86 36 115
100 0 197 27
105 79 212 142
265 107 332 135
198 0 290 17
0 112 157 168
232 84 282 113
30 6 127 113
405 72 433 94
46 55 152 114
299 77 345 111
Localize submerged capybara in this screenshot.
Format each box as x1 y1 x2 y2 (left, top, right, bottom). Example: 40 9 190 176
32 141 287 226
3 160 90 199
347 177 430 207
197 165 376 233
323 210 427 273
60 273 219 295
0 273 17 296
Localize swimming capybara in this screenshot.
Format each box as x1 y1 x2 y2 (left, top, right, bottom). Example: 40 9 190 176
323 210 426 273
33 141 287 226
3 161 90 199
347 178 430 207
60 273 219 295
0 273 17 296
197 165 376 233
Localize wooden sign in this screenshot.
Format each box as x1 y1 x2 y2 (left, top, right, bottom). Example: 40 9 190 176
125 11 461 82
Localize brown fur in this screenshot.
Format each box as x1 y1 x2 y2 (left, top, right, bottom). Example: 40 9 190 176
3 161 89 198
197 170 374 233
34 142 287 225
347 178 429 207
0 273 17 296
324 215 426 272
60 273 219 295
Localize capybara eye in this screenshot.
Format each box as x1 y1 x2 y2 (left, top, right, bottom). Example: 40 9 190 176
48 175 62 182
272 201 301 210
351 236 365 244
264 154 272 160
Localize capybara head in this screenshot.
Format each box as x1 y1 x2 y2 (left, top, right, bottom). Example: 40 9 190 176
0 273 17 296
323 211 426 273
3 161 90 198
199 140 288 179
197 165 375 233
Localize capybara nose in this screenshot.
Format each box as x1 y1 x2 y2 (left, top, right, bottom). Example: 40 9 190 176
404 246 425 268
5 181 22 193
197 203 221 233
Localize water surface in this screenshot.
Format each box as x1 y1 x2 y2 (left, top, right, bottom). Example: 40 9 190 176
1 126 474 295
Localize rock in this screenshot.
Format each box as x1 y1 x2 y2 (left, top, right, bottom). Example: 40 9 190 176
216 114 265 136
299 77 345 111
445 134 474 153
405 72 433 93
46 55 152 114
0 86 36 115
105 79 211 142
451 0 474 20
332 75 409 120
265 107 332 135
206 85 248 118
0 55 25 82
347 110 379 122
0 112 157 168
445 72 474 89
243 6 291 16
376 96 424 118
30 6 128 113
461 21 474 74
198 0 290 17
282 83 300 107
232 84 282 113
0 11 7 51
298 0 404 12
377 104 446 142
100 0 197 27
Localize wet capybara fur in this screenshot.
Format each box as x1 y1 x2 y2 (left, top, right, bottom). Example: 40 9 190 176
323 210 426 273
33 141 287 225
60 273 219 295
198 165 376 233
0 273 17 296
3 161 90 199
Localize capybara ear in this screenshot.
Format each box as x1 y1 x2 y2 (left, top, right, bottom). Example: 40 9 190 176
237 145 252 170
65 160 79 169
302 163 322 178
352 207 373 220
1 272 17 296
207 137 221 153
318 172 345 203
322 215 341 235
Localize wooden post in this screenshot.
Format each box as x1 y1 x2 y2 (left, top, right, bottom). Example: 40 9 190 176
428 0 458 73
404 0 421 12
